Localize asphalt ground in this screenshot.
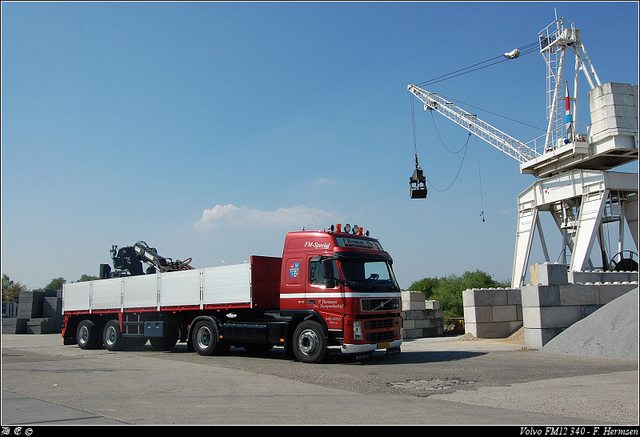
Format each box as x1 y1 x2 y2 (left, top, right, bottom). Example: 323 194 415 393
1 333 638 426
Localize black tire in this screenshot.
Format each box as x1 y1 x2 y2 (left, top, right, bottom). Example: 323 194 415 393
103 320 129 351
76 320 99 349
292 320 330 363
127 337 148 349
191 319 229 356
149 326 179 351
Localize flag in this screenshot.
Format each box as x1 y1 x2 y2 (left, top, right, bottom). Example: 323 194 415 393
565 83 573 142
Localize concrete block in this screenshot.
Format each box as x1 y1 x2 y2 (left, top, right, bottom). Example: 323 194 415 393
524 305 581 329
580 305 600 319
599 283 638 304
530 263 568 286
492 305 518 323
489 289 508 306
506 289 522 305
569 271 603 284
522 284 561 307
403 328 423 339
425 300 440 310
423 326 444 337
559 284 599 306
425 309 443 319
475 322 512 338
402 300 426 311
509 321 523 334
465 322 479 337
2 318 28 334
525 327 564 350
463 289 491 307
403 319 417 329
402 310 424 320
423 318 442 328
464 306 492 324
402 291 425 302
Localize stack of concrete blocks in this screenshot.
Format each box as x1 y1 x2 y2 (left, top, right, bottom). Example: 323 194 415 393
462 288 522 338
401 291 444 338
522 263 638 349
2 289 63 334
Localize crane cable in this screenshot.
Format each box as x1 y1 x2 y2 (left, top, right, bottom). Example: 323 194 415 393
427 130 472 193
416 40 540 88
410 40 540 212
476 135 486 222
412 94 473 193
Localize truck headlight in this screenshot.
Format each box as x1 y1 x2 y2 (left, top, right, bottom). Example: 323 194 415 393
353 321 363 340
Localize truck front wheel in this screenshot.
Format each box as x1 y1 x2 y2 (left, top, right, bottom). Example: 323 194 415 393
292 321 330 363
191 319 229 356
77 320 99 349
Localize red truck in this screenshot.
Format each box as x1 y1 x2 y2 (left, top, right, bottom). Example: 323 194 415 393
62 224 403 363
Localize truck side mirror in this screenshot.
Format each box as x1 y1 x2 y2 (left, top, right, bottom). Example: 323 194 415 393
321 259 338 288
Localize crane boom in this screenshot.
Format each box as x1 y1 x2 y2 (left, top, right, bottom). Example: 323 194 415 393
407 84 540 164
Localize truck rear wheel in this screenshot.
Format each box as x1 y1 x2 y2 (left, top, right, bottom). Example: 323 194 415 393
103 320 129 351
77 320 100 349
292 320 330 363
191 319 229 356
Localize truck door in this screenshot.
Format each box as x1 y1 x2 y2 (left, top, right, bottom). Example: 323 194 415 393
307 256 344 331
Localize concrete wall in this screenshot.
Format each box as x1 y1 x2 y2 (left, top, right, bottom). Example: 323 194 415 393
462 263 638 345
522 263 638 349
463 288 522 338
401 291 444 339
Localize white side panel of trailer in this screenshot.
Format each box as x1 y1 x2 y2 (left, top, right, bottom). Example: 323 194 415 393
62 262 254 313
62 282 91 312
122 274 157 309
160 269 201 307
202 264 252 305
92 278 122 310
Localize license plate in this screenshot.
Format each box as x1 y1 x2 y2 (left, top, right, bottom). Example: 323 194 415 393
377 342 390 349
386 347 401 356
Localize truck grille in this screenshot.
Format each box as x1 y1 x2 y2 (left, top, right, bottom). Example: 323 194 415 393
361 298 400 312
364 319 399 330
366 331 397 342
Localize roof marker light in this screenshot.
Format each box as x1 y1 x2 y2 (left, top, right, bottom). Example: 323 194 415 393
336 223 342 233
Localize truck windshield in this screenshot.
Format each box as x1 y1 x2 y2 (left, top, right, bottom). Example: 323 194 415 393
340 258 399 292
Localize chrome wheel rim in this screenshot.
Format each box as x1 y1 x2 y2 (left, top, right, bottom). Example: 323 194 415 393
105 326 117 346
298 329 319 356
196 326 212 349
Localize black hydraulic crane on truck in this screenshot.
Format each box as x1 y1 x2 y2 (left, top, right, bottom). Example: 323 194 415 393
100 241 193 278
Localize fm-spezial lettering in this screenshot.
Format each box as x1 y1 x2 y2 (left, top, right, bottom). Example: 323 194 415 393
304 241 330 250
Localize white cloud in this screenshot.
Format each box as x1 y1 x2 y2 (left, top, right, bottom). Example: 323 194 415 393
312 178 337 185
194 204 338 230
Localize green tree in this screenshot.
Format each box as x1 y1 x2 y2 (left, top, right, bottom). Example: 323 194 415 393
2 274 28 303
407 277 440 299
74 274 99 283
44 277 66 291
408 270 508 318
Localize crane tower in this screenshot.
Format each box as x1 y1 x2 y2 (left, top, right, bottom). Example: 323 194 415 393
408 15 638 288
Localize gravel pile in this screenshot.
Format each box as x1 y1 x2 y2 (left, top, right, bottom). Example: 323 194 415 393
540 287 638 360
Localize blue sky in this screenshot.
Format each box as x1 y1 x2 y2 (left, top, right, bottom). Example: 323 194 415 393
2 2 638 290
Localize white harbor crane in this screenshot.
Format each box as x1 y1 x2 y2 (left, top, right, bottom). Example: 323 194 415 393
408 15 638 288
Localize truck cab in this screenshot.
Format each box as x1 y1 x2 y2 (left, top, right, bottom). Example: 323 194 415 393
280 224 402 360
